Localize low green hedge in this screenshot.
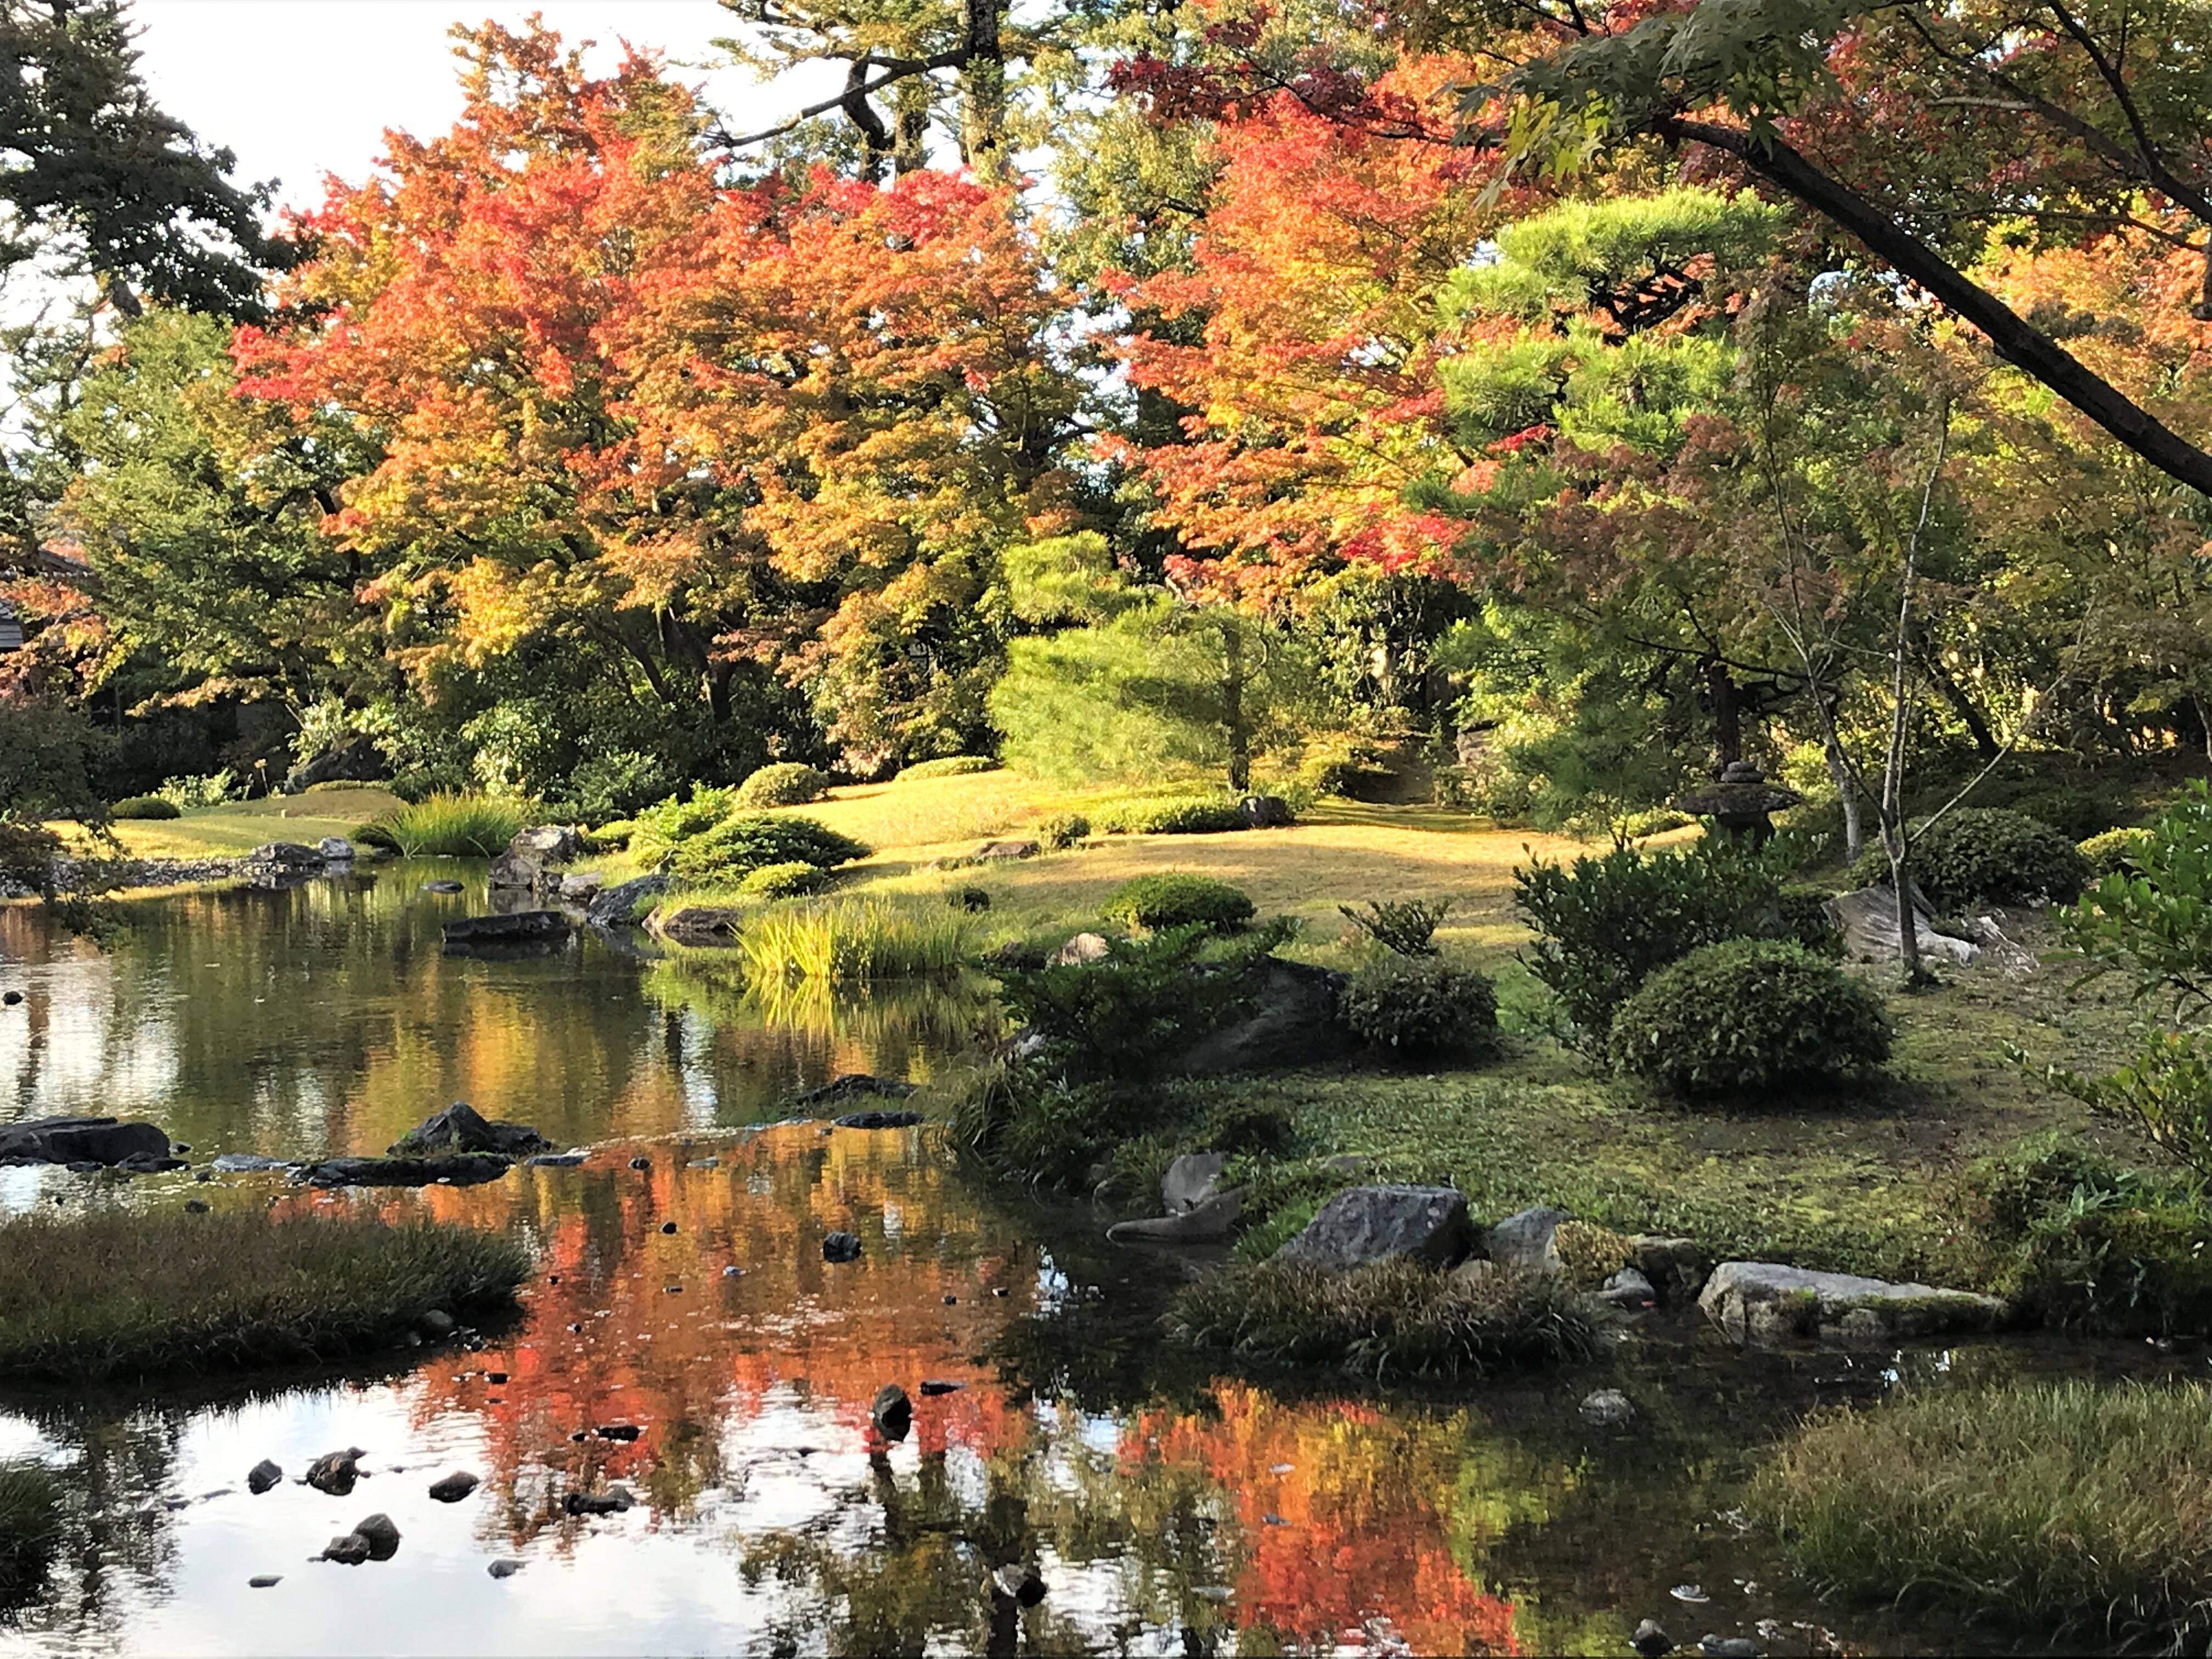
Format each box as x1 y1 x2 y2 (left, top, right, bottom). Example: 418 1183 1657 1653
1609 938 1893 1096
1101 873 1255 933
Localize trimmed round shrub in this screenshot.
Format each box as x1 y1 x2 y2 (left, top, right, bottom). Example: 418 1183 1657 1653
899 755 1000 781
1848 808 2091 907
1093 795 1250 835
1339 956 1499 1056
1035 812 1090 850
736 861 831 900
2080 826 2152 878
949 885 992 912
733 762 832 809
667 814 871 883
1101 873 1256 934
110 795 180 820
1609 938 1893 1096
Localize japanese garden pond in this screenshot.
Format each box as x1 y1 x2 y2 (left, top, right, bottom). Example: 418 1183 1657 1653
0 865 2183 1656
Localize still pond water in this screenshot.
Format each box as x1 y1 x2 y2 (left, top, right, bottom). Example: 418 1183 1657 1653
0 865 2177 1656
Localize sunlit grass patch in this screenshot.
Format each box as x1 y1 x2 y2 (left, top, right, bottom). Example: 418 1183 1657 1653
1169 1257 1607 1379
371 792 528 857
1751 1379 2212 1646
737 896 974 985
0 1211 531 1383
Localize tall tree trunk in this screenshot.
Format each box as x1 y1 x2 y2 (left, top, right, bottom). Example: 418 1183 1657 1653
1919 648 2001 760
957 0 1005 173
1705 658 1741 769
1221 625 1251 793
1824 725 1863 864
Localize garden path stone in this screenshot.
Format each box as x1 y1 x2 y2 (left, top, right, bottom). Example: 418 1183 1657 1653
1271 1184 1474 1272
1699 1261 2008 1345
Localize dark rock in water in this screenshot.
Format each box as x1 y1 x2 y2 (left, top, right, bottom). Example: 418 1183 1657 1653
0 1115 171 1167
1271 1185 1475 1273
1698 1639 1759 1659
419 1310 456 1339
1487 1206 1570 1278
488 1558 524 1579
660 1221 676 1234
486 849 546 892
124 1154 191 1175
298 1153 514 1188
319 1533 372 1566
596 1424 640 1442
390 1100 551 1159
441 910 572 948
247 1459 284 1496
647 904 746 945
1175 958 1359 1076
822 1231 863 1263
585 872 668 929
832 1109 924 1130
421 879 465 894
1580 1389 1636 1427
352 1513 400 1561
2 991 22 1006
795 1073 919 1109
919 1379 964 1396
244 841 326 872
212 1152 290 1173
1631 1619 1675 1658
304 1448 364 1496
528 1152 586 1168
1237 794 1295 828
562 1490 633 1517
871 1384 912 1442
628 1155 651 1171
249 1575 282 1589
989 1564 1048 1606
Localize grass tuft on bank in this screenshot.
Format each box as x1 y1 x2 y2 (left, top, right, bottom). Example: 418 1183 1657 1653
1169 1258 1607 1379
1751 1379 2212 1646
0 1211 531 1383
371 792 529 857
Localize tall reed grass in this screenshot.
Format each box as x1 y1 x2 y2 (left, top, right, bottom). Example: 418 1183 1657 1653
372 792 529 857
737 897 972 985
0 1464 57 1605
0 1211 531 1381
1750 1378 2212 1645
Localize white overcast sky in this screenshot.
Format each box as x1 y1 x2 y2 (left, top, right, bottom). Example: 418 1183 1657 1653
131 1 842 213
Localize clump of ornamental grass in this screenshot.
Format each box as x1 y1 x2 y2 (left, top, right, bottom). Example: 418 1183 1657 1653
1168 1258 1607 1380
1750 1379 2212 1647
0 1465 58 1606
371 792 528 857
0 1210 531 1383
738 897 972 985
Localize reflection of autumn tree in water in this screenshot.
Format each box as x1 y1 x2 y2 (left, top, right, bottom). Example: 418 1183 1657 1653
1 1405 185 1640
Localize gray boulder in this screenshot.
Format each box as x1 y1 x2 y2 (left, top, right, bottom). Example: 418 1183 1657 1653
1579 1388 1636 1426
1827 884 1977 967
1106 1190 1241 1244
558 871 604 901
389 1101 551 1159
511 825 585 865
1699 1261 2009 1345
1050 932 1111 966
485 849 547 891
1177 958 1361 1075
317 837 355 861
1486 1206 1569 1277
1629 1235 1708 1302
244 841 324 870
0 1115 171 1167
1272 1184 1474 1273
1599 1267 1658 1308
646 904 744 945
586 872 668 928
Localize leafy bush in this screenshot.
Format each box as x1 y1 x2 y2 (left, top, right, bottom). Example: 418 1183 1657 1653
372 792 528 857
1516 842 1817 1046
733 761 832 809
1340 956 1499 1056
1608 938 1893 1096
0 1211 529 1382
1553 1218 1637 1286
110 795 179 820
667 814 870 883
1776 884 1846 957
1101 873 1256 933
1750 1379 2212 1646
736 861 831 900
898 754 1001 780
584 819 635 850
629 788 740 859
154 770 238 809
2080 826 2152 878
567 750 679 823
1093 795 1249 835
1034 812 1090 850
1168 1259 1606 1379
737 898 968 983
1849 808 2092 907
1339 898 1448 957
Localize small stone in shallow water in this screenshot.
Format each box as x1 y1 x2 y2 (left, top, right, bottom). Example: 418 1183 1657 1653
488 1559 524 1579
660 1221 676 1234
872 1385 912 1442
487 1371 507 1385
628 1156 651 1171
318 1533 372 1566
428 1471 479 1503
1669 1585 1709 1605
1580 1389 1636 1427
723 1266 741 1278
2 991 21 1006
990 1287 1008 1299
249 1575 282 1589
352 1514 400 1560
665 1284 682 1295
919 1379 964 1396
304 1448 364 1496
822 1232 862 1263
597 1424 641 1442
942 1294 956 1305
247 1459 283 1496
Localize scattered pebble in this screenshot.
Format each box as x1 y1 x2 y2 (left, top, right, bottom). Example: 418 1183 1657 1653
918 1379 964 1396
1671 1585 1709 1605
659 1221 676 1234
248 1575 282 1589
488 1559 524 1579
628 1156 651 1171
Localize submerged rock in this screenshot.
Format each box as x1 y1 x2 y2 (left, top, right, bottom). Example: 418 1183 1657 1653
390 1101 551 1159
822 1231 864 1263
1699 1261 2008 1345
211 1152 290 1173
488 1558 524 1579
246 1459 284 1496
441 910 572 948
0 1115 171 1167
794 1073 919 1109
562 1489 633 1517
420 879 465 894
1271 1185 1475 1273
527 1152 586 1168
298 1153 514 1188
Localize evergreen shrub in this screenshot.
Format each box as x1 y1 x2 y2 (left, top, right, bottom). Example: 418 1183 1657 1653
899 755 1000 780
1848 808 2091 907
1101 873 1255 933
1034 812 1090 849
733 761 832 809
110 796 179 820
668 814 870 882
736 861 831 900
1607 938 1893 1096
2080 826 2152 878
1340 956 1499 1056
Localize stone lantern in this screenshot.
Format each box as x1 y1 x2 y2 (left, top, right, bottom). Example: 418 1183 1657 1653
1672 760 1805 848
